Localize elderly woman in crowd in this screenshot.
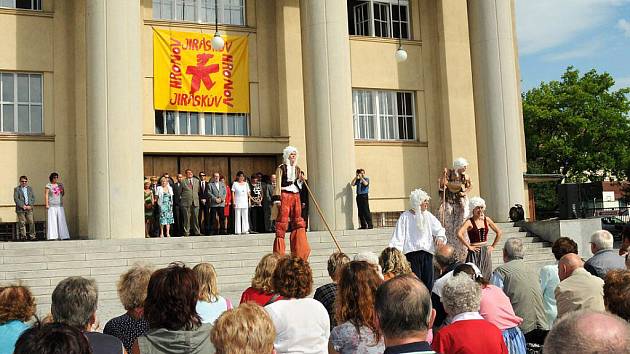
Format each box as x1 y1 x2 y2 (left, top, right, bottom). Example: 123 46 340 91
379 247 413 281
14 323 93 354
457 196 502 280
132 262 214 354
454 264 526 354
354 251 384 279
211 303 276 354
539 237 578 326
193 262 232 324
264 256 329 354
329 261 384 354
0 285 36 354
433 274 508 354
314 252 350 330
604 269 630 322
240 253 283 306
104 264 153 353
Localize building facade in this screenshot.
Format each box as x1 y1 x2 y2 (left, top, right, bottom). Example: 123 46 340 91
0 0 527 238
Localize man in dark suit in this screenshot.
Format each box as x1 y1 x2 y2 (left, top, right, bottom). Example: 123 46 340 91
209 172 227 235
263 174 276 233
14 175 36 240
198 172 210 235
180 169 201 236
172 173 184 236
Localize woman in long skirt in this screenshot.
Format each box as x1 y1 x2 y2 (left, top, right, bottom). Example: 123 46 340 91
45 172 70 240
439 157 472 262
457 197 503 280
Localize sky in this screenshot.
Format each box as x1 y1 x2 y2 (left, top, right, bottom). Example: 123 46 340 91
515 0 630 92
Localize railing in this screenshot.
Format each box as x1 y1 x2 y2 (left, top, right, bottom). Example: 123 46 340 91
585 207 630 223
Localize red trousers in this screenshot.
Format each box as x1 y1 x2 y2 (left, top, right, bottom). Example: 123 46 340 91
273 191 311 261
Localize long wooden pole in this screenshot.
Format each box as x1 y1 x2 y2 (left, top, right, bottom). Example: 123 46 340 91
302 180 343 253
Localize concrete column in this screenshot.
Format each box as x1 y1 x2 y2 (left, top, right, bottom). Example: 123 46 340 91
276 0 307 160
435 0 480 195
300 1 356 231
468 0 525 221
86 0 144 238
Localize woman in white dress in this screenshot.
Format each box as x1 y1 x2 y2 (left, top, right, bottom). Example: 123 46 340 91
45 172 70 240
231 171 251 235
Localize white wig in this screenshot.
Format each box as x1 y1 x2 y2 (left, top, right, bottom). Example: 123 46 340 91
469 197 486 211
453 157 469 170
409 188 431 209
283 146 299 165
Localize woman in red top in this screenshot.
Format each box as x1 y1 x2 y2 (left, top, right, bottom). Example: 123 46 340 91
240 253 283 306
432 274 508 354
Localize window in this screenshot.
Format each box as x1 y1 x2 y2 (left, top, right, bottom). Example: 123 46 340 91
352 90 415 141
152 0 245 26
155 110 249 136
348 0 410 39
0 0 41 10
0 72 43 134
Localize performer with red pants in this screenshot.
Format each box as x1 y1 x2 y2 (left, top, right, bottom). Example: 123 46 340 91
272 146 311 260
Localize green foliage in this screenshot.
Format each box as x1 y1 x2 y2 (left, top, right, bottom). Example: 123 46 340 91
523 66 630 211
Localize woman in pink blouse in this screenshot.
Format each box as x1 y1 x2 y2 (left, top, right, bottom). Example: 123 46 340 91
453 264 526 354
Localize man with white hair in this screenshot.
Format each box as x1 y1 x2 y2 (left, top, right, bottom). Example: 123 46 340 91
272 146 310 260
390 188 446 291
490 238 548 345
584 230 625 279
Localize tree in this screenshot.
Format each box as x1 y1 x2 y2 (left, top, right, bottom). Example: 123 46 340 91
523 66 630 211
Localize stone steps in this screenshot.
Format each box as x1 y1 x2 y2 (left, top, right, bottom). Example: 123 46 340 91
0 224 555 327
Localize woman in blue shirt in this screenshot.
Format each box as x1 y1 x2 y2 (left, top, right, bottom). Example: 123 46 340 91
0 285 36 354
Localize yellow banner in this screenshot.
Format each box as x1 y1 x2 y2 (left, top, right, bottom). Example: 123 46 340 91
153 29 249 113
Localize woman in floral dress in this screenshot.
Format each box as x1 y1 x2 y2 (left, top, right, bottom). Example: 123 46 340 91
157 178 174 237
144 180 154 238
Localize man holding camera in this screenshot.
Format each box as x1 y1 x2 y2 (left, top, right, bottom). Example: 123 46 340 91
352 168 373 229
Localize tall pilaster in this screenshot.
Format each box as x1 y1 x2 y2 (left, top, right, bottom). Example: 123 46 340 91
468 0 525 221
435 0 480 196
300 1 356 231
86 0 144 238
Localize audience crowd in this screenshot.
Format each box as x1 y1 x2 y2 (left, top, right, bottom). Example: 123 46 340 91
1 229 630 354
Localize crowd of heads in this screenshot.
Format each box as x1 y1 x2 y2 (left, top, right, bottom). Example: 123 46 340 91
3 231 630 354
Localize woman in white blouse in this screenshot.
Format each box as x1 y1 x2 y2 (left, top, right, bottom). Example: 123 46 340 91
231 171 251 235
157 178 174 237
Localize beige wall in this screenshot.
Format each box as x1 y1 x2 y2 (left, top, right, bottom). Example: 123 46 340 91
0 0 526 234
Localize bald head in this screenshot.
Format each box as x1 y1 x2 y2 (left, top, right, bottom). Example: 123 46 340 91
434 245 456 271
558 253 583 281
375 274 434 340
544 310 630 354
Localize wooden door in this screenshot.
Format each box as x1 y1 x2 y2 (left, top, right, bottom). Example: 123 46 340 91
179 157 206 176
229 156 278 180
152 156 178 177
143 156 154 179
230 157 256 180
204 157 229 179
